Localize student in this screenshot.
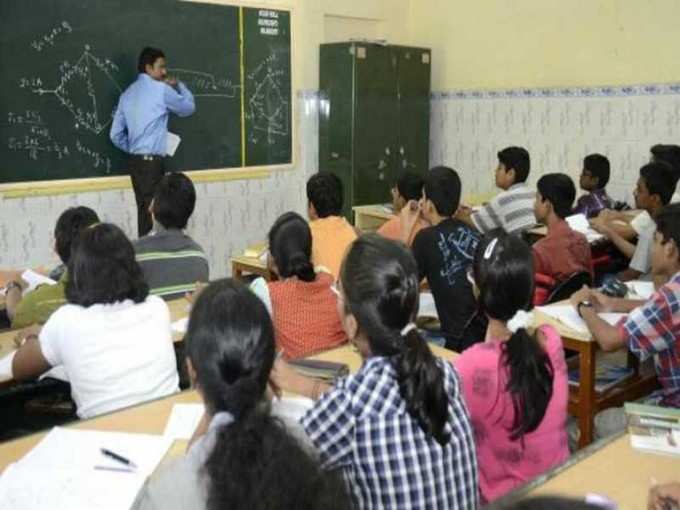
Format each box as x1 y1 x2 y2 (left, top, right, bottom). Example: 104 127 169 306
402 166 482 351
571 203 680 438
376 172 427 246
4 206 99 328
592 162 675 281
454 232 569 503
306 173 357 278
459 146 536 234
273 235 479 509
249 212 346 359
598 144 680 241
132 279 350 510
573 153 614 218
533 173 592 283
9 223 179 419
134 172 208 300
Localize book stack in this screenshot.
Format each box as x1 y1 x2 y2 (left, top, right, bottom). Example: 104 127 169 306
625 402 680 457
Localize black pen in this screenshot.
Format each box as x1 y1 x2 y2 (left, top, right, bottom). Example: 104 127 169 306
100 448 137 469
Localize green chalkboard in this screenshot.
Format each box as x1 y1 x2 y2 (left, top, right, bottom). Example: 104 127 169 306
0 0 292 185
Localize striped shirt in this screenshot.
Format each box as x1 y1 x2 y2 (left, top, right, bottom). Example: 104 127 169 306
472 183 536 234
134 227 209 300
302 356 479 509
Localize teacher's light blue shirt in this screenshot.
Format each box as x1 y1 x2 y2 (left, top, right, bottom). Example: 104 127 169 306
110 73 195 156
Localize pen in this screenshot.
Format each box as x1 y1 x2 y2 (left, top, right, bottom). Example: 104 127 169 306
100 448 137 469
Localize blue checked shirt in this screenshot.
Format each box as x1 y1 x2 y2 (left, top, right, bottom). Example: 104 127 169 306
110 74 195 156
301 356 479 509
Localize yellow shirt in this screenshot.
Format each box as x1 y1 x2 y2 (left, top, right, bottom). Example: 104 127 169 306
309 216 358 279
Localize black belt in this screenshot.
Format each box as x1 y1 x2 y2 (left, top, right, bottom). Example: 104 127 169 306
130 154 164 161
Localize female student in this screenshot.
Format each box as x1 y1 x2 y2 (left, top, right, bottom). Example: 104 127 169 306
132 279 349 510
250 211 346 359
454 231 569 503
273 235 479 509
10 223 179 419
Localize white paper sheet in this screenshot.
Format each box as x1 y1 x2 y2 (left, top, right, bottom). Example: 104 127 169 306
0 351 16 383
626 280 655 300
537 304 626 335
170 317 189 335
271 396 315 423
0 269 56 296
163 403 205 440
566 213 605 243
418 292 439 319
166 132 181 156
0 428 173 510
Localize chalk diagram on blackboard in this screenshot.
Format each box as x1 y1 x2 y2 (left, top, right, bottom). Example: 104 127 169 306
245 54 289 146
168 68 240 99
32 45 122 135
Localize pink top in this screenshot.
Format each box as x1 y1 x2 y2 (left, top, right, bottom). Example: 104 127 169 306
453 325 569 503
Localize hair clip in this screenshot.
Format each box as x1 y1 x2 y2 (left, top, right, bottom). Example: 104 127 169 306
483 238 499 260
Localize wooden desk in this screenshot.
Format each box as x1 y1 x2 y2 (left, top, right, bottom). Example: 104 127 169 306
0 342 458 472
534 306 658 448
496 432 680 510
352 204 393 232
231 255 271 281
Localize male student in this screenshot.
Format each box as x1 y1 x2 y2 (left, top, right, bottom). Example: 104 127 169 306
306 172 357 278
570 203 680 438
592 162 675 281
134 172 208 300
573 153 614 219
4 206 99 328
403 166 481 351
533 173 592 283
110 47 196 237
458 146 536 234
598 144 680 240
377 172 427 246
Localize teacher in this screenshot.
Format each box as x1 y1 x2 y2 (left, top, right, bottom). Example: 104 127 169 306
110 47 195 237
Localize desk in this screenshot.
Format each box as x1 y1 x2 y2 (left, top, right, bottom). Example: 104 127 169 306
352 204 393 232
230 254 271 281
534 305 658 448
0 342 457 472
496 433 680 510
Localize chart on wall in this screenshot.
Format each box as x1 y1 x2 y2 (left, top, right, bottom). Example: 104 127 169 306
0 0 292 185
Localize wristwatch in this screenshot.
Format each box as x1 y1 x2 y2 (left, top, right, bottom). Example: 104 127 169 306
577 300 594 318
5 281 22 293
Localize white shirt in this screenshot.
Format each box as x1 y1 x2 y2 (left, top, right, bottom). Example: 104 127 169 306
631 192 680 235
39 295 179 419
630 222 655 274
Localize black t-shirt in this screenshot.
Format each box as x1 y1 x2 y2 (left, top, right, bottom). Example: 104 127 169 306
412 218 480 340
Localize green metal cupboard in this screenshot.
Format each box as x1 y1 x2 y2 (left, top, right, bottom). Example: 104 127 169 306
318 42 431 220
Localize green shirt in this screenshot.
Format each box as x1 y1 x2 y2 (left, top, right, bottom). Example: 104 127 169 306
12 272 68 328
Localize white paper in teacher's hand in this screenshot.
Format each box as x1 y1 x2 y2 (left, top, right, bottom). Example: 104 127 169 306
166 132 181 157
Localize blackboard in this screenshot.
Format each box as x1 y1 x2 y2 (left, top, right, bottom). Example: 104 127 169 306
0 0 292 185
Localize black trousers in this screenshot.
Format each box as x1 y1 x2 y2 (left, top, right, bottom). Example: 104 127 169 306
129 156 165 237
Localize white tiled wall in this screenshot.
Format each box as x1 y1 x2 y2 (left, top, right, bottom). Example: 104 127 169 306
0 91 319 277
430 84 680 204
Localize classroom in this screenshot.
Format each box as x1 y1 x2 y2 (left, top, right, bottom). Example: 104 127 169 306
0 1 679 509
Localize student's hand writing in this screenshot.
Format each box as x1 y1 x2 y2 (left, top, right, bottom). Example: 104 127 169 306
589 217 611 237
14 324 42 348
589 290 614 313
570 285 593 309
648 482 680 510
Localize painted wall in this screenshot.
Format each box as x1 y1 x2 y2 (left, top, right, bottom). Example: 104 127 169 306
408 0 680 90
0 0 411 274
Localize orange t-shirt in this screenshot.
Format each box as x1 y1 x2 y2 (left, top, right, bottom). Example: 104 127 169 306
377 215 428 246
309 216 358 278
268 272 347 359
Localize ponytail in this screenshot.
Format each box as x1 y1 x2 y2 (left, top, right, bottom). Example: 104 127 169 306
205 410 349 510
395 328 450 445
504 327 553 441
288 251 316 282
